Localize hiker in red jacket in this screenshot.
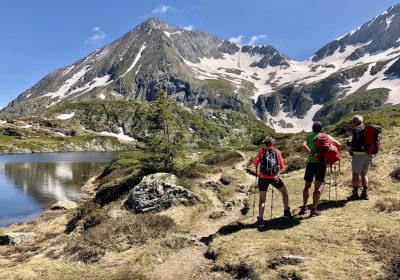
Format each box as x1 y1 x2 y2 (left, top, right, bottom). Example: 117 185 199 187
253 136 291 223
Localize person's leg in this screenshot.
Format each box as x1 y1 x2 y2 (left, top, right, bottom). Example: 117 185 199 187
349 155 362 200
258 191 267 220
309 163 326 217
311 180 323 210
360 172 369 199
360 155 372 200
302 163 314 211
303 181 312 206
279 186 289 210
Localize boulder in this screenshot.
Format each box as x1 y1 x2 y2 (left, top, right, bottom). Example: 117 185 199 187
124 173 203 213
50 200 78 210
0 232 36 246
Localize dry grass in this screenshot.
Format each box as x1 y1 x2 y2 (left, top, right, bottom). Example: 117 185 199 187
206 127 400 280
375 197 400 213
64 213 175 263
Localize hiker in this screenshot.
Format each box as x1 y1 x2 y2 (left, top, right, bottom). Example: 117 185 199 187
300 122 341 217
347 115 373 200
253 135 291 223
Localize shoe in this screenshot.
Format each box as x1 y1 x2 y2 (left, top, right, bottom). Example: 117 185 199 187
299 206 308 215
360 191 369 200
347 192 360 201
284 208 292 218
255 216 264 225
309 209 321 217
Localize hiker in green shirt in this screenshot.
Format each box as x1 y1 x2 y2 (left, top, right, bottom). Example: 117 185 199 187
300 122 340 217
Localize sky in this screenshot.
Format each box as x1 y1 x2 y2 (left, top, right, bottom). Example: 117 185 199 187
0 0 399 108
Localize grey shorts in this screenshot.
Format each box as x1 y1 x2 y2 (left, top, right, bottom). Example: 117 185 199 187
352 154 373 173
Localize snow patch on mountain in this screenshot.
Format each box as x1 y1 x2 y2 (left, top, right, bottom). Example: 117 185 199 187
57 112 75 120
121 43 147 77
70 75 112 98
269 104 324 133
44 66 91 99
100 127 136 142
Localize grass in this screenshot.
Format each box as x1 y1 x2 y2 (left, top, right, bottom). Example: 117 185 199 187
1 106 400 279
206 122 400 280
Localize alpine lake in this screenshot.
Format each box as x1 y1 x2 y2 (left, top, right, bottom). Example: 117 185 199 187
0 152 118 227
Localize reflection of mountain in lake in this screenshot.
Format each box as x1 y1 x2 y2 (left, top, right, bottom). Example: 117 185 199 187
0 161 104 209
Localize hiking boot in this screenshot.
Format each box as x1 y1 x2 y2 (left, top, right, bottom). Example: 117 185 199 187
347 192 360 201
299 206 308 215
360 191 369 200
309 209 321 217
255 216 264 225
284 208 292 218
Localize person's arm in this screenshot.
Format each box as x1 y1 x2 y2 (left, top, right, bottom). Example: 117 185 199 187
277 150 285 171
302 141 314 157
253 149 263 168
329 135 342 149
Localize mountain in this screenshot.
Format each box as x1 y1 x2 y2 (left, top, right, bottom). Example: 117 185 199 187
2 4 400 134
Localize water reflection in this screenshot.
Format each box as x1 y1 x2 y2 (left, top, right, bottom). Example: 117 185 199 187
0 152 116 227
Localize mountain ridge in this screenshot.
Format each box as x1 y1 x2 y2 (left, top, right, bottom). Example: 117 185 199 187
2 5 400 133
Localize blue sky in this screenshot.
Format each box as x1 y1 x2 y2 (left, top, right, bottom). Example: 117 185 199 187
0 0 399 108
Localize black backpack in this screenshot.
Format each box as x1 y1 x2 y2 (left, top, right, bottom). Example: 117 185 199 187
260 148 279 176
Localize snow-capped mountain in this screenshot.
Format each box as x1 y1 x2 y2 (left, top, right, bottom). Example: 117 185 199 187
2 4 400 133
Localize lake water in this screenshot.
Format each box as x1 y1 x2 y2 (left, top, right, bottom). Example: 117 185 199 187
0 152 117 227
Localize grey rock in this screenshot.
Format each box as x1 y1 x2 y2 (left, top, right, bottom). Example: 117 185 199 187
50 200 78 210
200 180 222 191
124 173 203 213
0 232 36 246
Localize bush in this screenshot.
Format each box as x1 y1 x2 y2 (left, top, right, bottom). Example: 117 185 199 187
375 198 400 213
284 156 305 173
64 214 175 263
385 253 400 280
390 167 400 181
202 149 243 165
177 162 209 179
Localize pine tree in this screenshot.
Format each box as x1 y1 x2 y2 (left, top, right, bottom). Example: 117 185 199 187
147 89 183 172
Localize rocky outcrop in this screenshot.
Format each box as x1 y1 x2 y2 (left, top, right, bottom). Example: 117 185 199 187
0 232 36 246
124 173 203 213
50 200 78 210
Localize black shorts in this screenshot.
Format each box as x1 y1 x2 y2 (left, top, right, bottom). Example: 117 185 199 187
258 177 284 191
304 162 326 183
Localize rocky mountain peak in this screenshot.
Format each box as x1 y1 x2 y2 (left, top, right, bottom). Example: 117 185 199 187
312 3 400 62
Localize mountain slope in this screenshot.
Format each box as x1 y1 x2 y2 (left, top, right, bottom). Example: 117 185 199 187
2 4 400 133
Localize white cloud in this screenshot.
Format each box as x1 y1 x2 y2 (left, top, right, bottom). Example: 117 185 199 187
85 27 107 44
247 34 268 45
152 4 171 14
229 34 269 46
229 35 244 46
183 25 194 31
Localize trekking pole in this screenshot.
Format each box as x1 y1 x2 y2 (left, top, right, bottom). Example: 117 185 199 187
329 165 332 200
253 166 258 220
270 187 274 220
334 164 338 204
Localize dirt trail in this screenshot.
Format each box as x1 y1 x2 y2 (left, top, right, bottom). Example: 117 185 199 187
151 155 255 280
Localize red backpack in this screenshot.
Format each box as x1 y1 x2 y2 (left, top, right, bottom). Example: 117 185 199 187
312 133 341 165
363 124 382 154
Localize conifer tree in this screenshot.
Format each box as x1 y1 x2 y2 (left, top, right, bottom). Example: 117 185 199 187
147 89 183 171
